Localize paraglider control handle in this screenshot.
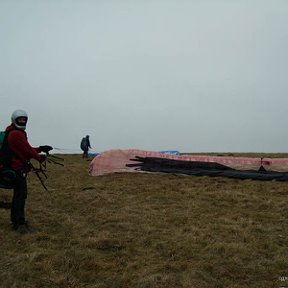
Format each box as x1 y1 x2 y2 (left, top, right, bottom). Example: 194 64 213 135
39 145 53 153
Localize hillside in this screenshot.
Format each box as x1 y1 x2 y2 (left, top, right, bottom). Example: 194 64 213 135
0 154 287 288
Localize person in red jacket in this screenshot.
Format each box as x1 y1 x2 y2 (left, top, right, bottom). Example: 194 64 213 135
4 109 52 233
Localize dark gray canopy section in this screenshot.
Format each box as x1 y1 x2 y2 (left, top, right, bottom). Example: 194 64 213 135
127 157 288 181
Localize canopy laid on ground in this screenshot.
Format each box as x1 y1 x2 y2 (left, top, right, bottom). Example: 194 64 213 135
88 149 288 180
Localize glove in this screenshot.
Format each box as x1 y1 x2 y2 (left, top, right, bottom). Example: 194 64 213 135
39 155 46 163
39 145 53 153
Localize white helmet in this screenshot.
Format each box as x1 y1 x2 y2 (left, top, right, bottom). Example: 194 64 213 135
11 109 28 130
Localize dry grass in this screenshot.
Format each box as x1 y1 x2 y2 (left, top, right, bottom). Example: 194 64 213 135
0 154 287 288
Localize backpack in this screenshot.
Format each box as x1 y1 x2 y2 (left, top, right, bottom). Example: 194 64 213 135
0 131 9 167
0 130 16 189
0 131 5 150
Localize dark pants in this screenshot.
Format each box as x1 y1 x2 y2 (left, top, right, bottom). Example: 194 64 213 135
82 149 88 158
11 170 27 226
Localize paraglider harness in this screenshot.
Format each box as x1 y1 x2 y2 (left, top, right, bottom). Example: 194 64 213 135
0 130 64 191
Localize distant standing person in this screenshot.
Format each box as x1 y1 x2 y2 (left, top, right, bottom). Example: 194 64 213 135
80 135 91 158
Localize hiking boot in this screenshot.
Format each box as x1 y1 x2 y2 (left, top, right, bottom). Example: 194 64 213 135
14 223 33 234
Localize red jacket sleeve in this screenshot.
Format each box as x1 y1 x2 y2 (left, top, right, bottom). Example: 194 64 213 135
8 130 41 162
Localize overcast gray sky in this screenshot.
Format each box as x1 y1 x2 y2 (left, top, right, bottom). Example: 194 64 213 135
1 0 288 153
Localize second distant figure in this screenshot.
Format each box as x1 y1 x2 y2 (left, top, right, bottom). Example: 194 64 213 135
80 135 91 158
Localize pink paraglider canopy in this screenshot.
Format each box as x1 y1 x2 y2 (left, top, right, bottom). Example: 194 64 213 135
88 149 288 176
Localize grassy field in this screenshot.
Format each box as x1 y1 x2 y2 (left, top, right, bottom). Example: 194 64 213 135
0 154 287 288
